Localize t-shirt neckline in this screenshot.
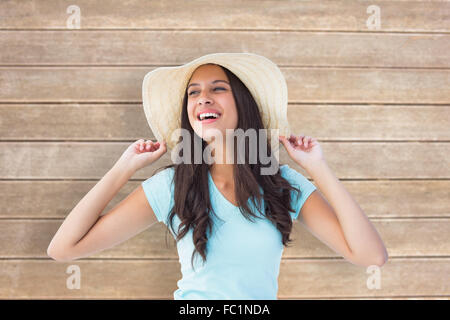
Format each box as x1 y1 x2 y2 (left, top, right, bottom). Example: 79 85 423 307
208 170 240 209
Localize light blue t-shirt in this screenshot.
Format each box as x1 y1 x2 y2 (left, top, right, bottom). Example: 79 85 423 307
141 164 316 300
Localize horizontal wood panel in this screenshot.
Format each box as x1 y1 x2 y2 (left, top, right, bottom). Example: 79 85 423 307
1 31 448 68
1 180 448 219
278 258 450 298
0 219 448 258
0 0 448 32
0 105 148 140
1 104 449 141
0 258 448 298
1 142 448 179
0 68 448 103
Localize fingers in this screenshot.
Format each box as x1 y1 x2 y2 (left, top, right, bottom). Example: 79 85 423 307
135 139 163 152
287 134 317 148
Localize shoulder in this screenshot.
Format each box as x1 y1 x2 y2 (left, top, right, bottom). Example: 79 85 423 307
279 164 290 175
141 166 175 224
279 164 316 192
143 166 174 184
141 166 175 195
279 164 317 220
279 164 301 181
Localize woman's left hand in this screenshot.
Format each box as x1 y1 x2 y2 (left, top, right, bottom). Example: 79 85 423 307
279 134 325 170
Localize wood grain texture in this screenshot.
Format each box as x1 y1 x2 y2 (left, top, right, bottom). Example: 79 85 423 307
0 219 448 258
0 259 448 299
1 142 449 179
0 0 448 32
0 68 448 103
1 31 448 68
0 0 448 299
1 180 448 219
1 104 449 140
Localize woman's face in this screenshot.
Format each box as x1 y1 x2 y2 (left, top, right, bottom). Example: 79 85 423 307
186 64 238 143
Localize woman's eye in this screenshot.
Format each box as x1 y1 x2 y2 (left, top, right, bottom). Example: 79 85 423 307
188 87 226 96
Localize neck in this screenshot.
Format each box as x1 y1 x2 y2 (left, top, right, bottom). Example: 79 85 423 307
210 162 234 177
209 142 235 185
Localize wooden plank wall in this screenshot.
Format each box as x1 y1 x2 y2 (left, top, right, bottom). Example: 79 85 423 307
0 0 449 299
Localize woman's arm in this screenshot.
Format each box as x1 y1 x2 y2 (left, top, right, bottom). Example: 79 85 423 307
303 160 388 267
47 139 166 262
279 134 388 267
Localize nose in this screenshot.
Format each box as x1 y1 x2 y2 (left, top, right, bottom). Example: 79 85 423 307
197 91 213 105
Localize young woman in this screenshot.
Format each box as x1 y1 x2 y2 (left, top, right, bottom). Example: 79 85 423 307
47 53 388 300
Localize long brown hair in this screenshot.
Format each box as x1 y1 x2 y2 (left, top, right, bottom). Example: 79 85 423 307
153 64 301 271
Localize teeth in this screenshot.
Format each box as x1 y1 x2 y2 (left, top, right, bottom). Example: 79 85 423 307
199 112 220 120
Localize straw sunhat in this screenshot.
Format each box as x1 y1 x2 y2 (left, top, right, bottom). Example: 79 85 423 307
142 52 291 152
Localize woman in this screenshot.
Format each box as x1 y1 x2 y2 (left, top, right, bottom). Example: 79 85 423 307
47 53 388 300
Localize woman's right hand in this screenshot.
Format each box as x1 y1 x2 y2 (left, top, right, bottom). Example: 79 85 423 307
116 139 167 173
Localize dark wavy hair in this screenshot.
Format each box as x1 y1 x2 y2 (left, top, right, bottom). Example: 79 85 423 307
152 64 301 271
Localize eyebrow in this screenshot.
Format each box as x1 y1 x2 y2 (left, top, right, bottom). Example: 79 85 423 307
187 79 230 90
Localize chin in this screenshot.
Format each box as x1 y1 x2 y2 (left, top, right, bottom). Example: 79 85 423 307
199 131 217 143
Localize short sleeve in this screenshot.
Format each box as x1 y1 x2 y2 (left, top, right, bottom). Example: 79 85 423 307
141 167 175 224
280 164 317 221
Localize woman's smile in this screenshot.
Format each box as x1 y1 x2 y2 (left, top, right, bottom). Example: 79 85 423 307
198 114 222 124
